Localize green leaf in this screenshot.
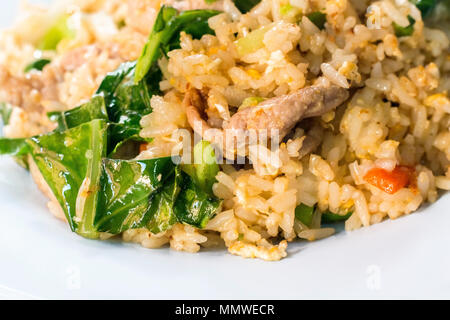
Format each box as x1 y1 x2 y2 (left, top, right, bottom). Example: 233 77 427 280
393 15 416 37
97 61 154 124
96 61 161 155
146 166 182 234
307 11 327 30
24 59 51 72
295 203 314 227
48 61 158 158
321 210 353 223
409 0 437 18
135 6 220 83
174 171 222 228
96 61 137 98
0 102 13 126
95 157 220 234
95 157 177 234
109 67 153 124
48 96 108 131
26 119 108 237
0 138 30 156
182 141 219 195
38 15 75 51
135 6 178 83
97 61 159 126
233 0 261 13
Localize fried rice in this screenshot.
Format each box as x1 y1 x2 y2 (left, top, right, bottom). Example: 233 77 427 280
0 0 449 261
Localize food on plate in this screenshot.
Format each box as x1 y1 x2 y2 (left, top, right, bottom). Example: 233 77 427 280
0 0 449 261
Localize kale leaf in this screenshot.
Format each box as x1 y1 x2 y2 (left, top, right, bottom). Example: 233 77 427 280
95 157 178 234
48 96 108 132
24 59 51 72
27 119 108 237
233 0 262 13
135 6 220 83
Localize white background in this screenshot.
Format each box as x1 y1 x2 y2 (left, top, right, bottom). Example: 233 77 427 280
0 0 449 299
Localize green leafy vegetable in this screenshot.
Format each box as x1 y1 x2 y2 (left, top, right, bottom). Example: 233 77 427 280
182 141 219 195
321 210 353 223
174 171 222 228
295 203 353 226
38 15 75 51
48 96 108 131
409 0 438 18
1 6 227 240
97 62 138 99
145 166 182 233
105 66 153 124
307 11 327 30
0 138 30 156
0 104 31 167
24 59 51 72
1 123 221 236
393 15 416 37
95 157 220 234
233 0 262 13
135 6 220 83
27 119 108 237
96 61 160 155
95 157 178 234
295 203 314 227
107 125 150 159
97 62 154 125
48 61 158 156
0 102 13 126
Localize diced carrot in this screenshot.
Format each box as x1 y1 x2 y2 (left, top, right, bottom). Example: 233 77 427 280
364 165 414 194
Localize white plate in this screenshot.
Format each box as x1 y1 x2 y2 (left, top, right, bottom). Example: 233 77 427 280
1 1 450 300
1 156 450 300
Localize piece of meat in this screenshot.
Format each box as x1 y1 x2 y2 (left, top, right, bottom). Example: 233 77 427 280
223 85 349 140
0 66 43 113
185 85 348 145
0 47 83 114
185 85 348 159
184 88 224 145
58 45 102 72
297 122 324 159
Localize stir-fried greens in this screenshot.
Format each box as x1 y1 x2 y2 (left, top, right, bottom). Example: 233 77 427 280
28 119 108 237
0 5 224 240
135 6 220 83
0 103 12 126
295 203 353 227
410 0 438 17
24 58 51 72
393 15 416 37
